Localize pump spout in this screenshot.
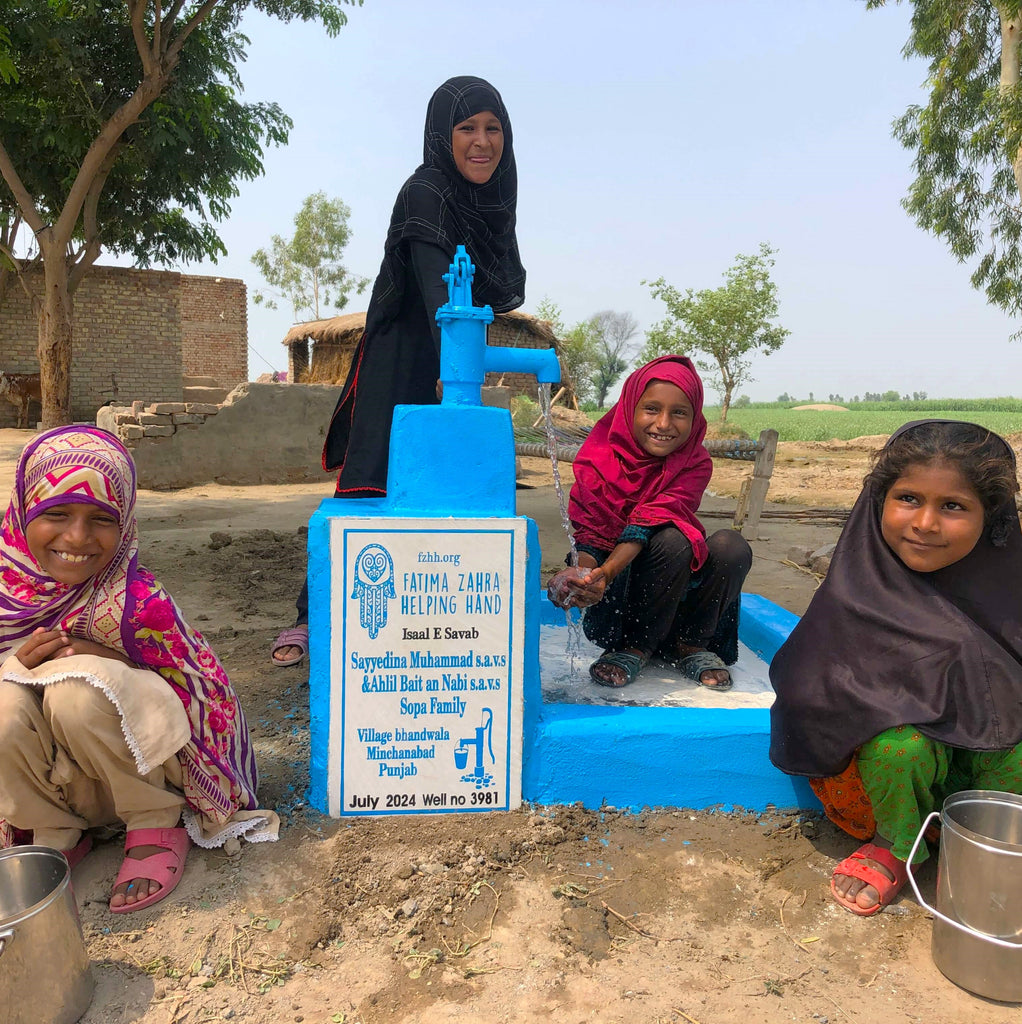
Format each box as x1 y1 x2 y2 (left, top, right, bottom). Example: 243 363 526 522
483 343 560 384
436 245 560 406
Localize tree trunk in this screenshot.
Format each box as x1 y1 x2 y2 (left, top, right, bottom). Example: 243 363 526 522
720 388 732 423
37 256 74 428
998 6 1022 200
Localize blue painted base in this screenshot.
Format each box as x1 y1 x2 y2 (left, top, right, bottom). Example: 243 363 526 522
523 590 818 813
304 391 814 814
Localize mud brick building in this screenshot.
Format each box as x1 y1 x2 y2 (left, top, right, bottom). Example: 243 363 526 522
0 266 247 426
283 309 565 401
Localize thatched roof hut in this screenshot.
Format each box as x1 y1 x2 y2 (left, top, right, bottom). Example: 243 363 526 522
283 309 572 402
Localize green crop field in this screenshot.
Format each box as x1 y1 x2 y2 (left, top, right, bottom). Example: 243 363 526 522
701 402 1022 442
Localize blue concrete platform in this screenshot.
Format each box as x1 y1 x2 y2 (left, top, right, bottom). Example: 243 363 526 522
524 591 819 812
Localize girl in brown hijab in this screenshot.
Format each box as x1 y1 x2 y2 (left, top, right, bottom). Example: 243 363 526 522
770 421 1022 915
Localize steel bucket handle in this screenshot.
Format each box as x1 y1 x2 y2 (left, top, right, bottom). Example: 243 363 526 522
0 927 12 960
908 811 1022 950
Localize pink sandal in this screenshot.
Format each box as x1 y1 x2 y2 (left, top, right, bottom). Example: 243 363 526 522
830 842 911 917
14 831 91 869
271 625 308 667
64 834 93 870
110 827 191 914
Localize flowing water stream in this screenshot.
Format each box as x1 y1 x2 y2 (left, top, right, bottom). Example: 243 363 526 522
537 387 586 672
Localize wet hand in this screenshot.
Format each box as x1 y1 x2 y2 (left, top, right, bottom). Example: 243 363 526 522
546 568 606 609
573 567 608 606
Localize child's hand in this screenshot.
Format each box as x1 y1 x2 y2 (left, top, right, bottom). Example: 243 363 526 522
546 568 607 609
15 628 77 668
572 567 608 606
56 637 134 665
15 629 133 668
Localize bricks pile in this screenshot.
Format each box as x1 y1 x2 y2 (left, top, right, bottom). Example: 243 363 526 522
786 542 837 577
108 398 221 449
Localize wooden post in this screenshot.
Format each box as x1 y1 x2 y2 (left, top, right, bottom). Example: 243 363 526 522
733 476 752 530
289 339 309 384
531 385 567 428
741 429 778 540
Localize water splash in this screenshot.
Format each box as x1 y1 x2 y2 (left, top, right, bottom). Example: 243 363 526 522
538 386 578 569
537 386 586 670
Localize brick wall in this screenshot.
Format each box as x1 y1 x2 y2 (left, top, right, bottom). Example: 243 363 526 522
0 266 246 426
179 274 247 387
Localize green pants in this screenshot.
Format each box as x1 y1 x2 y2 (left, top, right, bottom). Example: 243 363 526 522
857 724 1022 863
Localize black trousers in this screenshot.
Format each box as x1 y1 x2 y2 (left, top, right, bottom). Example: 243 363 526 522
583 527 752 657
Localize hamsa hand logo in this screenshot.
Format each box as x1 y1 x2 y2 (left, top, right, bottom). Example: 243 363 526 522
351 544 395 638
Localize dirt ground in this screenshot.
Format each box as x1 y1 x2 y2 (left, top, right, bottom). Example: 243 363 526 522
0 428 1014 1024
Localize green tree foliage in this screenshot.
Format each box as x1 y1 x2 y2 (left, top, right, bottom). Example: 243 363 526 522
562 319 603 405
533 297 596 405
532 299 629 406
640 244 789 421
588 309 638 407
0 25 16 84
0 0 358 426
252 192 368 322
867 1 1022 319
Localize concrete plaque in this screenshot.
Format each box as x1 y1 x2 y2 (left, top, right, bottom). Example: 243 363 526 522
328 518 526 816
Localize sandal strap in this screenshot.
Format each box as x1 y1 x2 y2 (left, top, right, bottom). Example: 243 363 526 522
590 650 647 687
272 627 308 653
832 842 910 911
113 849 183 888
676 650 732 688
852 842 910 884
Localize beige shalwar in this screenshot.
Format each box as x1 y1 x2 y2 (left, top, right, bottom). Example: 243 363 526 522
0 653 191 852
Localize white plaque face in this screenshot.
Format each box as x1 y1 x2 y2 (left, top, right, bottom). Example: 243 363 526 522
329 518 526 816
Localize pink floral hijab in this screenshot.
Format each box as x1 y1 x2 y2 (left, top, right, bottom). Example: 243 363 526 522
0 427 259 843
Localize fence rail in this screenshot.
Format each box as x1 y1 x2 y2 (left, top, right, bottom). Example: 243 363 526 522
515 427 779 540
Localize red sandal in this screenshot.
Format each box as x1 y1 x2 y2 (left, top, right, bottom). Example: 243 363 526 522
830 842 911 917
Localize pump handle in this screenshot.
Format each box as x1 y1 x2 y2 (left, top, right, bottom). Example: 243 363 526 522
443 245 475 307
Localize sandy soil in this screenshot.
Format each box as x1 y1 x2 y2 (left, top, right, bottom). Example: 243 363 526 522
0 428 1009 1024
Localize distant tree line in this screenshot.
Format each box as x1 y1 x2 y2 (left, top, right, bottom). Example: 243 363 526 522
775 390 929 404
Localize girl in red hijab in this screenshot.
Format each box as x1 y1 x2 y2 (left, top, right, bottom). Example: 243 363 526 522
548 356 752 688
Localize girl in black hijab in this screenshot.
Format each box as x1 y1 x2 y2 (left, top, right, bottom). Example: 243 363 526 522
769 421 1022 915
272 77 525 666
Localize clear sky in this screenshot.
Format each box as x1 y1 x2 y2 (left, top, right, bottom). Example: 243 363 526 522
168 0 1022 401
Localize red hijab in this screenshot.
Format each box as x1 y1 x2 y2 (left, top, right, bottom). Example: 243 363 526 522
569 355 712 567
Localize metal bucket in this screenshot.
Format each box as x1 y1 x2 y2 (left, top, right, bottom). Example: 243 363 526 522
909 790 1022 1002
0 846 94 1024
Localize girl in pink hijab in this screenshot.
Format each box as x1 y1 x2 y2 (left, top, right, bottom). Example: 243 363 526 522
547 356 751 688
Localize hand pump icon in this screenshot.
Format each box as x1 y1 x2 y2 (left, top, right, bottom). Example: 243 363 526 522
454 708 495 788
